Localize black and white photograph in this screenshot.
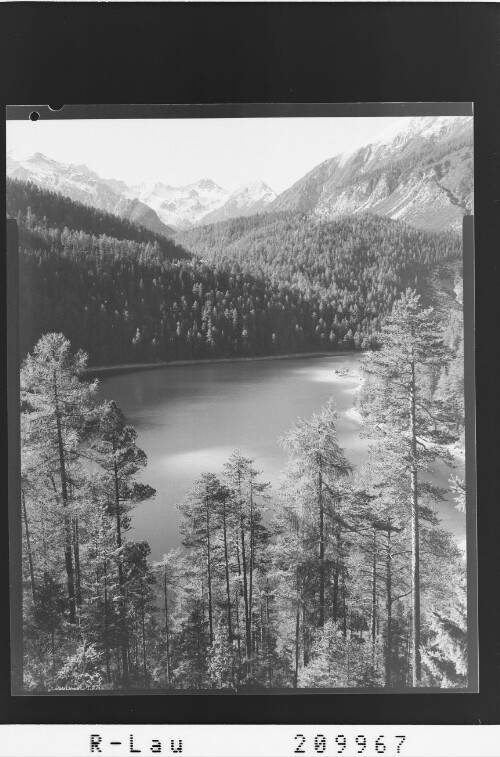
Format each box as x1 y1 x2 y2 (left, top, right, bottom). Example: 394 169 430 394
7 105 475 695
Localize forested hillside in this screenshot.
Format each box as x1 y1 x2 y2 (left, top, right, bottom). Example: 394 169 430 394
179 210 462 337
10 180 463 367
177 212 461 294
7 179 184 259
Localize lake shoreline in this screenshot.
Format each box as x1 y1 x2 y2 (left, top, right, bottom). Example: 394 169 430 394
96 352 465 556
85 349 364 377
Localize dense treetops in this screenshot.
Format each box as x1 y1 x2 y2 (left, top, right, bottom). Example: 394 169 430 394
10 179 463 368
178 210 461 304
177 210 462 355
7 178 189 261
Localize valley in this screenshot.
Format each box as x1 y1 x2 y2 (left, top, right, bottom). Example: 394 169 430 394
11 112 472 692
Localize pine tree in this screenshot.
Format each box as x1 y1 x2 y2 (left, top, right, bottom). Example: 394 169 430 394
280 401 351 629
153 549 183 688
222 452 270 669
90 400 155 682
178 474 223 648
358 289 456 685
21 333 99 623
120 541 158 687
421 575 468 688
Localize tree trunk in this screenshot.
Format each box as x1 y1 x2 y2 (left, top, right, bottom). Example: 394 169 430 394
249 481 254 651
205 495 213 645
73 517 82 609
164 568 171 688
294 593 300 688
237 468 251 661
103 559 111 683
51 629 56 673
385 528 393 688
406 632 411 687
342 568 347 638
53 371 76 623
302 604 309 666
240 514 251 659
346 624 351 686
332 542 340 624
234 588 241 660
141 588 147 686
318 460 325 627
222 496 232 644
113 453 129 682
371 528 377 651
409 360 421 685
134 614 139 672
21 489 37 606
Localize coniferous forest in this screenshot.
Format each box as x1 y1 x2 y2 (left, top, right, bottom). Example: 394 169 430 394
10 179 461 365
11 173 468 692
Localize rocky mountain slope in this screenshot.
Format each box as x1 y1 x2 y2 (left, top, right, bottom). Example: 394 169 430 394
200 179 276 225
130 178 229 228
7 152 174 237
270 116 473 232
7 152 275 231
8 116 472 235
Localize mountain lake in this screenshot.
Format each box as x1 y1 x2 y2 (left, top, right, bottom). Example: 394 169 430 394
96 354 466 562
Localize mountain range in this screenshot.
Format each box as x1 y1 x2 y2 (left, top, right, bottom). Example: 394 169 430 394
130 178 229 228
270 116 473 232
6 153 277 232
200 179 277 225
6 152 175 237
7 115 473 235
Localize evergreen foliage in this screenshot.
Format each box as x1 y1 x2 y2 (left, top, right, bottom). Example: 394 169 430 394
356 289 463 686
7 178 183 256
10 179 462 367
14 168 467 691
20 299 467 690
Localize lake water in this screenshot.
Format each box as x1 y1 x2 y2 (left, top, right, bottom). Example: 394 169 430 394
97 354 466 561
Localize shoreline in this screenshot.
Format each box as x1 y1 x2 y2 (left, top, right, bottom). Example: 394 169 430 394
84 350 364 377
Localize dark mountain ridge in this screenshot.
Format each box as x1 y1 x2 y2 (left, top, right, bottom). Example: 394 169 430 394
7 152 174 237
7 178 189 260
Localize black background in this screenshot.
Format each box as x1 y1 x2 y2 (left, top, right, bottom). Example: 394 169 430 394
1 1 499 727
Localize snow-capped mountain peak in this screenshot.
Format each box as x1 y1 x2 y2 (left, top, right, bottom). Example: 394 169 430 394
199 179 276 225
372 115 466 148
194 178 221 191
7 151 174 237
7 150 277 231
131 178 229 228
271 115 473 231
230 179 276 204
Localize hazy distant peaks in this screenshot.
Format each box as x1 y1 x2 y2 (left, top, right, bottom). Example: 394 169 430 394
229 178 275 197
6 149 276 230
7 114 473 233
198 179 277 225
131 177 277 228
6 150 174 237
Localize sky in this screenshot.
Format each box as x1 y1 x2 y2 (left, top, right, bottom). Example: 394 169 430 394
8 116 406 193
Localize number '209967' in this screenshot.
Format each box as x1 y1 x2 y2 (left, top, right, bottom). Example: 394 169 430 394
294 734 406 755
